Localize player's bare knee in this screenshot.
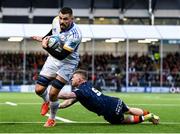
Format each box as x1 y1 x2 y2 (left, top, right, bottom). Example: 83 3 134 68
49 91 58 101
49 79 65 101
35 84 45 95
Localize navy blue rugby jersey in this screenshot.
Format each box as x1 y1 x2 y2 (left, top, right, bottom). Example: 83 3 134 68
73 82 121 116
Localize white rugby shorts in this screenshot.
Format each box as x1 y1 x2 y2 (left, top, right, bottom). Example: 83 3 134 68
40 56 79 82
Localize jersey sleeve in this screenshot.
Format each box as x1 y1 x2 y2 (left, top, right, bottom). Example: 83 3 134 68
73 89 81 98
63 30 82 52
52 16 61 34
73 88 90 100
52 16 59 26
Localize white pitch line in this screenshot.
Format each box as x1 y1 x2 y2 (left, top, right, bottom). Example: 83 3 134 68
45 113 75 123
0 133 180 134
5 101 17 106
129 104 180 107
0 102 180 106
0 121 180 125
2 103 41 105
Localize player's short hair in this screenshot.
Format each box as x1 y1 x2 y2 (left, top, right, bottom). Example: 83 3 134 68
74 69 88 80
60 7 73 16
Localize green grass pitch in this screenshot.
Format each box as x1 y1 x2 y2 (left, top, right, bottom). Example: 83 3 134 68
0 92 180 133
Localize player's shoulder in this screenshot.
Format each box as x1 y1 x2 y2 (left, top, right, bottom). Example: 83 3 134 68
70 23 81 33
52 16 59 25
78 82 93 94
79 82 91 88
73 23 81 30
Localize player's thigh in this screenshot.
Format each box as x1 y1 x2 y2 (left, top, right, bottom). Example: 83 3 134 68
57 62 78 82
104 113 124 124
40 56 59 78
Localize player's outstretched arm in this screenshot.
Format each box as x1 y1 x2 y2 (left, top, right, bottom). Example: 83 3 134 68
31 29 52 42
59 98 77 109
58 92 77 99
31 36 43 42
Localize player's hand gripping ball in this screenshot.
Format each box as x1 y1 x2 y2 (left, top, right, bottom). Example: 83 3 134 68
48 36 61 49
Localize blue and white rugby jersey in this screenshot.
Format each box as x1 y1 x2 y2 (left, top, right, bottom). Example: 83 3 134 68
51 16 82 63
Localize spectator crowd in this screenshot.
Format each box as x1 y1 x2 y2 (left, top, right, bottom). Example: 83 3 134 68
0 51 180 89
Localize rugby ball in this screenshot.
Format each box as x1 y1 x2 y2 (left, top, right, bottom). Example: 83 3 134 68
48 36 61 49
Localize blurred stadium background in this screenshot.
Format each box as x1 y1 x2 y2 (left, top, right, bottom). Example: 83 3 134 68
0 0 180 133
0 0 180 93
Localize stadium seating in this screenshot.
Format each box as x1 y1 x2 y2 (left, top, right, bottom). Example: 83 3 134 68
0 51 179 90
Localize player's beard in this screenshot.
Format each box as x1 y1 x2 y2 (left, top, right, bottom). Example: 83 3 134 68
60 23 68 31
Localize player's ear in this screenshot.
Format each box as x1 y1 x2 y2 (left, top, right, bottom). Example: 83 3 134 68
78 77 82 83
71 16 74 21
78 78 80 82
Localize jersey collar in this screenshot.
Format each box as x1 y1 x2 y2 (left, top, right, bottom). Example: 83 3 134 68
60 22 74 33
